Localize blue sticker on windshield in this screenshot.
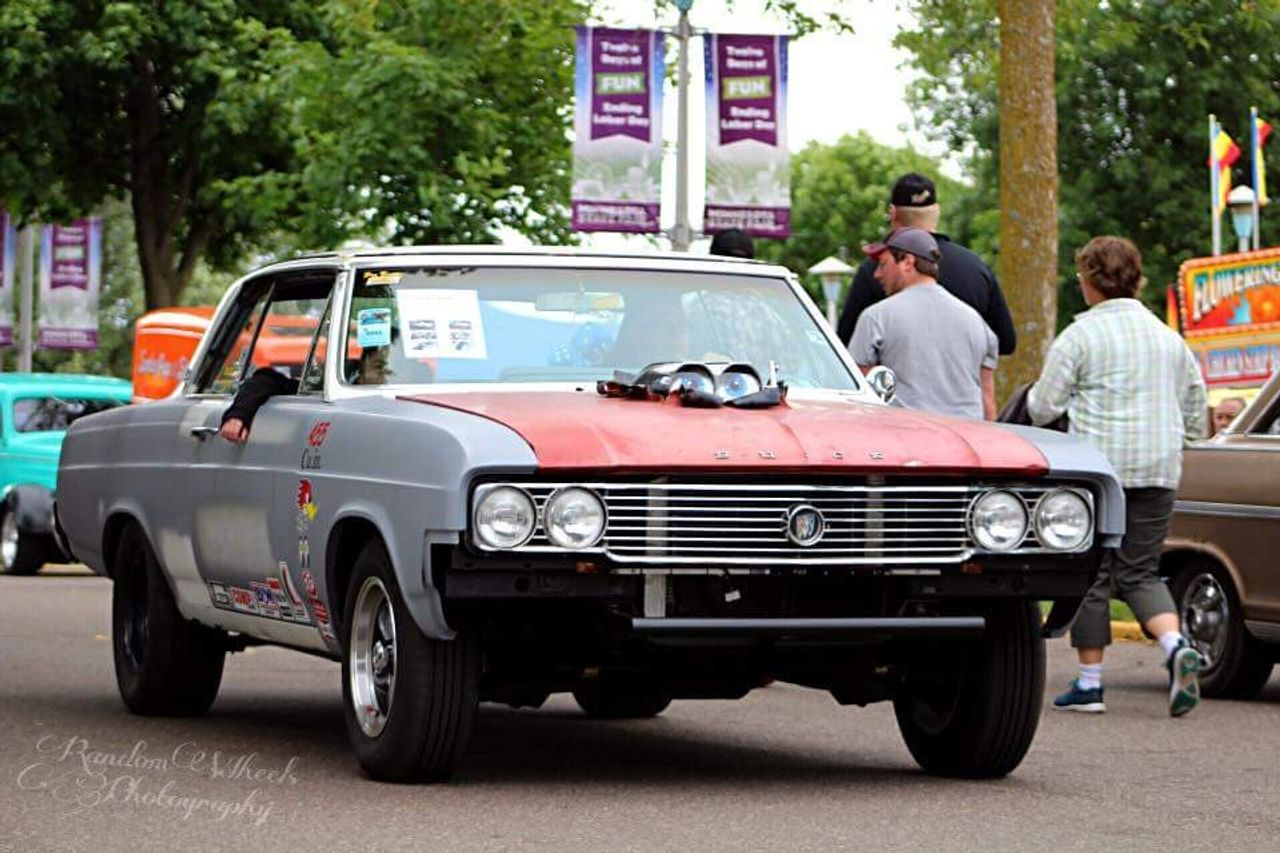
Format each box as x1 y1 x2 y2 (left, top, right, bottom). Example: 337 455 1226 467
357 308 392 347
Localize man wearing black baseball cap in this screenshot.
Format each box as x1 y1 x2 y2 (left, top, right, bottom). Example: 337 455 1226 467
849 226 998 420
835 173 1015 356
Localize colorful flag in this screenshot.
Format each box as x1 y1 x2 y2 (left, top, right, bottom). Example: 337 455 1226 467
1209 126 1241 215
703 34 791 239
570 27 664 234
1252 109 1271 206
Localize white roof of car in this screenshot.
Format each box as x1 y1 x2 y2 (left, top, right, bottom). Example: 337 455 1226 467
254 246 790 278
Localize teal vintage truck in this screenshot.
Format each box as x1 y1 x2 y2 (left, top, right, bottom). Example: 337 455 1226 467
0 373 132 574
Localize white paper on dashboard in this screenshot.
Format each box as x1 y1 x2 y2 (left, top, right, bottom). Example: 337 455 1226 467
396 289 488 360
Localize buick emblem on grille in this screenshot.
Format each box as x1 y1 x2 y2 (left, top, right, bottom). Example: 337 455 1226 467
785 504 826 547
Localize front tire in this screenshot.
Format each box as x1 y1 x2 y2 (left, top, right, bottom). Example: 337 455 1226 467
1172 562 1273 698
112 523 226 716
341 540 479 783
893 600 1045 779
0 499 46 576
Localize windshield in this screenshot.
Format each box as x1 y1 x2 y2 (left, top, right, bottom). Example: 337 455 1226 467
13 396 125 432
342 266 858 390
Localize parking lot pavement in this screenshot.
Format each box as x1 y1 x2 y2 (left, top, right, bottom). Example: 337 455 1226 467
2 572 1278 852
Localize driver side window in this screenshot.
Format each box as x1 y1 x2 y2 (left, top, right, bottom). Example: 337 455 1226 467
196 282 274 395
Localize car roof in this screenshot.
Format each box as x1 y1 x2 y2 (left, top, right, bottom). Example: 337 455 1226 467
248 245 789 278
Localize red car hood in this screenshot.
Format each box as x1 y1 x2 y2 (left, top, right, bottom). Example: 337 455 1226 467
400 391 1048 475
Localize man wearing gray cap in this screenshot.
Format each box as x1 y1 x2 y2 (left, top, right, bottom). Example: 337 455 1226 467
849 227 998 420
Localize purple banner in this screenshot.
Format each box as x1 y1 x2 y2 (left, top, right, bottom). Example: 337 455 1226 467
572 27 664 234
38 218 101 350
589 28 653 142
0 213 14 347
715 35 779 146
704 34 790 239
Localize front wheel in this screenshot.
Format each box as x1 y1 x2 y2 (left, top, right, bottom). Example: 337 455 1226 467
893 600 1045 779
112 523 226 716
341 541 479 783
1171 562 1273 698
0 500 46 576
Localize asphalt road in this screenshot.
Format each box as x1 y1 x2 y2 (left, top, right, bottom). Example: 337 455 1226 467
3 571 1278 853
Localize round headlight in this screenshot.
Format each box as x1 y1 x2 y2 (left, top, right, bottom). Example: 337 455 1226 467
544 487 606 549
1035 489 1092 551
474 486 536 549
969 490 1028 552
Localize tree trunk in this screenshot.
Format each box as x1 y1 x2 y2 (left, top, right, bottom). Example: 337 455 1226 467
997 0 1058 401
125 55 208 311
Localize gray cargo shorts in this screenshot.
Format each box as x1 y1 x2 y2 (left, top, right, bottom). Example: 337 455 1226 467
1070 486 1177 649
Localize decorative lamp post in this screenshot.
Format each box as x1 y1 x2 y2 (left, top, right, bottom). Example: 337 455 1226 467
808 256 854 328
1227 186 1257 254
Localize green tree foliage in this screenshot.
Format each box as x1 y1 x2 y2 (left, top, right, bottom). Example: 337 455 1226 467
0 0 592 310
754 132 998 303
900 0 1280 327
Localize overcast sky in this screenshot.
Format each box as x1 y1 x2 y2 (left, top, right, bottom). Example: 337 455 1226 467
577 0 943 250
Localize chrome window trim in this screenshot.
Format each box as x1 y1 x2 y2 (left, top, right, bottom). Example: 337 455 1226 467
1174 500 1280 521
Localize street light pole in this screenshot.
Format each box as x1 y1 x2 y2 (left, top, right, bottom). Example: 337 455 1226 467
671 0 694 252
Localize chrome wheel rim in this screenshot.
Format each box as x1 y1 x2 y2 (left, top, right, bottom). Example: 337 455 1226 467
1 511 18 570
349 576 397 738
1180 572 1228 669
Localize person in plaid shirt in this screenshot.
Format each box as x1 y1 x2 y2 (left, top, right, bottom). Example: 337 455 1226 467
1028 236 1207 717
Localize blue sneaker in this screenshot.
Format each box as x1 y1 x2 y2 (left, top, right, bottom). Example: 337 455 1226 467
1167 641 1202 718
1052 678 1106 713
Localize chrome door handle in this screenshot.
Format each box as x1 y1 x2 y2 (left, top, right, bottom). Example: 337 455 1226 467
190 426 219 440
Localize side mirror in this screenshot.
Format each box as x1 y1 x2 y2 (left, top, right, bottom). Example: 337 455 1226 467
865 365 896 403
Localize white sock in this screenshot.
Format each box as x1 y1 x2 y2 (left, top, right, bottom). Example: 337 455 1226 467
1158 631 1184 658
1078 663 1103 690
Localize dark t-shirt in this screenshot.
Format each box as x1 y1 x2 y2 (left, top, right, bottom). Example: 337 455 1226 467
836 233 1017 356
221 367 299 428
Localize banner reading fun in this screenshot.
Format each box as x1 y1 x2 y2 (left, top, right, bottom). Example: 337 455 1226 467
572 27 665 233
704 34 790 239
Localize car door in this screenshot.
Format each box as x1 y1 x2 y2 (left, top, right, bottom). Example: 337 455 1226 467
1178 382 1280 623
175 270 340 640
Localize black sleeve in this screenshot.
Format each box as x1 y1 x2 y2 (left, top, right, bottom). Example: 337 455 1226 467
221 368 299 428
836 259 885 344
981 264 1018 356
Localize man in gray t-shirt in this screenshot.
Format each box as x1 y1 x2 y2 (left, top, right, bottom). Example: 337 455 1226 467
849 227 998 420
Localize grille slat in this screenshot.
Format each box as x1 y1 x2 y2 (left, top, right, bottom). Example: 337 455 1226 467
501 481 1089 566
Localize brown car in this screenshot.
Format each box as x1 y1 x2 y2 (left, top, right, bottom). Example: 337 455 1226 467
1163 368 1280 698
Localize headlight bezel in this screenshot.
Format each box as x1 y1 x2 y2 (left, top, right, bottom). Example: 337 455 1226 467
1033 488 1094 552
967 488 1030 552
543 486 608 549
472 484 537 550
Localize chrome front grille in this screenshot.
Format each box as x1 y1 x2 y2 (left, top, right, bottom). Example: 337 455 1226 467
505 482 1072 567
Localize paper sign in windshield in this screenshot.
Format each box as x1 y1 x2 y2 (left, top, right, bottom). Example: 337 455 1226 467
397 289 487 360
357 308 392 347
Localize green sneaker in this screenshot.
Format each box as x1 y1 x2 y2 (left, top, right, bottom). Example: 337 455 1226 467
1167 642 1202 717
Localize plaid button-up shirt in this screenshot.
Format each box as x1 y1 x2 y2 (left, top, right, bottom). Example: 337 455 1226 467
1027 298 1207 489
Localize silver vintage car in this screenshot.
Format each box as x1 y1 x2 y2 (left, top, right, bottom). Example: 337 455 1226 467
57 248 1123 782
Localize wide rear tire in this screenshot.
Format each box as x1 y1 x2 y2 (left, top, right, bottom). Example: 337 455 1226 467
1172 562 1274 698
112 523 226 716
341 540 479 783
893 600 1044 778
